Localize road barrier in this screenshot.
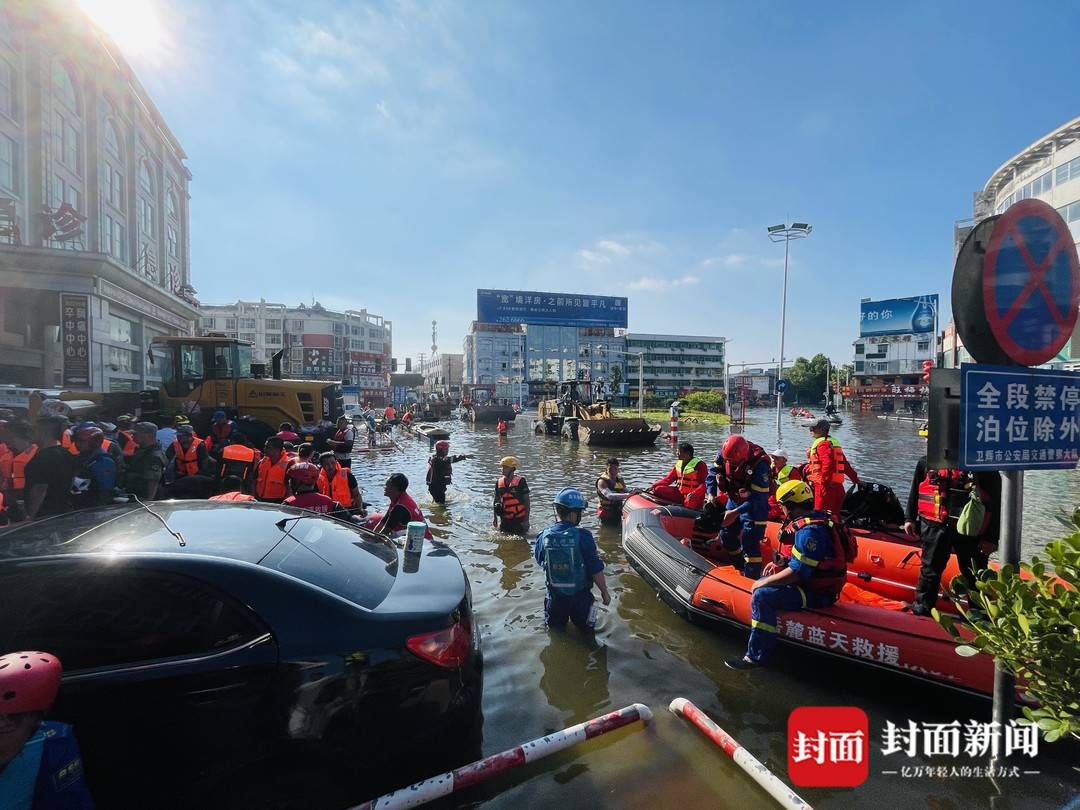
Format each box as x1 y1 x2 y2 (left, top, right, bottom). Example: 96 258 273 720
350 702 654 809
669 698 811 810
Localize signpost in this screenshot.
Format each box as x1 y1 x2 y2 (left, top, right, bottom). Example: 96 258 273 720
776 379 789 395
951 198 1080 757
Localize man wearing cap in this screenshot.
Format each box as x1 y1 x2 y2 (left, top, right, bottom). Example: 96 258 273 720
493 456 530 534
806 419 858 516
767 449 802 519
204 410 240 457
125 422 166 500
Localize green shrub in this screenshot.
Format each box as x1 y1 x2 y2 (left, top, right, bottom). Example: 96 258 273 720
684 390 726 413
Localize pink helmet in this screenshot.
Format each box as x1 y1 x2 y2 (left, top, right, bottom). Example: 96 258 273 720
435 440 450 452
287 461 319 486
0 651 62 714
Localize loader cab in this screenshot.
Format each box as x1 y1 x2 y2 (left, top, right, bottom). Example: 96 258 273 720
153 336 254 396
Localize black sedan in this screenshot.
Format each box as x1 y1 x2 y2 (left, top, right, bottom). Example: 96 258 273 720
0 501 483 808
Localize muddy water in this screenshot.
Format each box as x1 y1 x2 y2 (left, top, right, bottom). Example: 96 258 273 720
352 409 1078 808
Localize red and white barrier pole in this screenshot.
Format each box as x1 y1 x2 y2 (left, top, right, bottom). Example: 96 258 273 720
350 703 653 810
669 698 811 810
669 413 679 444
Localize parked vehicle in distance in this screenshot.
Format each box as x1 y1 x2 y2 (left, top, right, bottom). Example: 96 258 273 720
0 501 482 809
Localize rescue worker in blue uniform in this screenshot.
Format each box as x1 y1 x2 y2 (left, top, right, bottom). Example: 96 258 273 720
704 435 773 579
0 650 95 809
726 480 852 670
533 488 610 630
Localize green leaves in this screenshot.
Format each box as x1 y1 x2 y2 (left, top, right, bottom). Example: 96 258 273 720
936 531 1080 743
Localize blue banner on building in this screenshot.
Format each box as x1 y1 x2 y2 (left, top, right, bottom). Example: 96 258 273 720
959 364 1080 471
859 295 938 337
477 289 628 328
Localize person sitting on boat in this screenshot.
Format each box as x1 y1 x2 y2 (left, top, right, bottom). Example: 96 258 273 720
317 451 362 512
367 472 433 539
766 449 802 519
426 440 472 504
595 458 641 525
649 442 707 511
533 488 610 631
726 480 854 670
493 456 530 534
704 435 773 579
806 419 858 516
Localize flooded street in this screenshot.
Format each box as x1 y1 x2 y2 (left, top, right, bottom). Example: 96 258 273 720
353 409 1079 809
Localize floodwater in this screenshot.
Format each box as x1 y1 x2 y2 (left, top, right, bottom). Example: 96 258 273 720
352 408 1079 809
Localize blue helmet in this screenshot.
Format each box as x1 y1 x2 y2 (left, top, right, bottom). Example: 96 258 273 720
554 487 587 510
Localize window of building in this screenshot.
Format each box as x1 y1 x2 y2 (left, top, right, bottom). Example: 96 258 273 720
108 314 134 344
265 333 282 345
138 159 153 195
1055 156 1080 186
1059 200 1080 223
167 189 178 219
52 110 79 173
166 224 178 258
103 119 121 159
137 196 154 237
239 332 255 344
104 214 125 261
102 163 123 208
200 318 215 329
854 344 865 355
225 318 237 330
52 59 79 113
239 318 256 329
917 340 930 351
291 319 304 331
108 345 135 373
265 319 281 330
51 174 80 212
0 132 14 193
0 57 15 121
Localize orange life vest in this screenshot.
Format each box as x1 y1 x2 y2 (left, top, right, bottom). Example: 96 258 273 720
674 457 707 497
496 474 527 520
318 464 354 507
595 474 626 521
777 515 854 596
0 443 12 488
220 443 257 483
171 437 203 477
808 437 852 486
119 430 136 457
11 445 38 492
255 455 291 500
917 468 989 531
209 491 257 502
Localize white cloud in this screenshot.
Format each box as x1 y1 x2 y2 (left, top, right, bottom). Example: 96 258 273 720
628 274 700 291
577 236 664 270
597 239 632 257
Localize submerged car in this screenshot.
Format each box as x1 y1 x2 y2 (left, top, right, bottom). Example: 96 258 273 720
0 501 482 808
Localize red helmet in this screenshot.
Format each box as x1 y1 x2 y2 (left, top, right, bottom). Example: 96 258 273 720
287 461 319 486
0 651 62 714
721 435 749 463
435 440 450 452
74 424 104 447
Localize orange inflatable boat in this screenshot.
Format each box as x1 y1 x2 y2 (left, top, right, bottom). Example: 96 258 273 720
622 504 996 695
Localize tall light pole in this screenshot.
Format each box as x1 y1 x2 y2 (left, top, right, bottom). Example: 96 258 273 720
767 222 812 433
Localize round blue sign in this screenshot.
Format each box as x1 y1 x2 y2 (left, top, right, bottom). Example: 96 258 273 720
776 379 789 393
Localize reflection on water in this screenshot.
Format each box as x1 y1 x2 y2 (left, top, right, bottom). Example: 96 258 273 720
349 410 1078 808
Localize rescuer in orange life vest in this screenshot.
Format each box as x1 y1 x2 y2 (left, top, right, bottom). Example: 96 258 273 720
650 442 708 511
284 461 347 516
317 451 362 512
904 455 1001 616
805 419 858 515
255 436 293 503
595 458 642 525
209 475 257 502
493 456 530 534
726 479 855 670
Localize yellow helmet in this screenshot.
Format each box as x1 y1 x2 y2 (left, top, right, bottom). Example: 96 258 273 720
776 480 814 505
499 456 520 469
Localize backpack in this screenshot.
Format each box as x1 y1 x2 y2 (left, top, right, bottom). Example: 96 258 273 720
541 526 588 595
842 481 905 529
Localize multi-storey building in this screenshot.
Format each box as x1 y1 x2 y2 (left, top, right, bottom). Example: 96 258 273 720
624 333 727 400
420 353 463 396
851 295 938 412
199 300 391 399
0 1 196 391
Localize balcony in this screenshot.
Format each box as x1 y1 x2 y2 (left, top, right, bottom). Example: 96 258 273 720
859 359 926 375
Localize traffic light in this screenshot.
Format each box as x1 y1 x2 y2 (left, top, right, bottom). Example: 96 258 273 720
922 359 933 384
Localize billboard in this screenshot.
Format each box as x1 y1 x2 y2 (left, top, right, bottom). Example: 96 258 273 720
477 289 628 328
61 293 91 387
860 295 938 337
302 347 333 377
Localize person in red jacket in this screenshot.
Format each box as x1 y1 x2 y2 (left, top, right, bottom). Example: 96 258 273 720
650 442 708 510
283 462 346 516
805 420 858 516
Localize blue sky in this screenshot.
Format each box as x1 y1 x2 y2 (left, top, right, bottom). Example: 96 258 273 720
110 0 1080 367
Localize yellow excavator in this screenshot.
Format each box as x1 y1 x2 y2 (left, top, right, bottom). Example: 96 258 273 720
28 335 344 449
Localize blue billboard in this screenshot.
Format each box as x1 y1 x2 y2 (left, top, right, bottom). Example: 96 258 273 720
859 295 938 337
477 289 628 328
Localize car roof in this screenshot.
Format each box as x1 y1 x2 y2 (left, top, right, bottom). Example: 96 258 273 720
0 501 313 564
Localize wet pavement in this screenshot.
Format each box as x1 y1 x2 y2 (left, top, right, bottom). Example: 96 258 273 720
352 408 1079 808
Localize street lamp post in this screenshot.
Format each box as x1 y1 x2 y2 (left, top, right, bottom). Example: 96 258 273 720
767 222 812 433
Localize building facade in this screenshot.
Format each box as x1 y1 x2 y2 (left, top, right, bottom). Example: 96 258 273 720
420 352 463 396
951 114 1080 366
624 333 727 399
0 2 197 391
200 300 392 400
851 296 937 411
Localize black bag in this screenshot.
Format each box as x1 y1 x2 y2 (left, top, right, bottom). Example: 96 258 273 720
842 481 905 529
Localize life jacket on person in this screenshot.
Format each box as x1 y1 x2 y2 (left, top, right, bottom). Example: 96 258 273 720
777 514 855 596
318 464 354 507
0 442 14 488
209 491 256 502
808 436 854 486
426 455 453 486
11 444 38 493
711 443 771 502
495 474 527 521
171 437 203 477
540 525 588 595
255 454 291 500
390 490 433 538
917 468 990 531
118 430 137 457
595 474 626 521
775 464 802 485
497 419 508 434
384 406 396 421
220 443 257 484
674 456 707 499
401 411 412 425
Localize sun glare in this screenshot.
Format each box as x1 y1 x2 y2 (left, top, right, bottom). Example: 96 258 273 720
77 0 167 63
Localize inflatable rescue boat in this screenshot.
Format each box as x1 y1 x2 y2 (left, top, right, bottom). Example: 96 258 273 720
621 505 996 695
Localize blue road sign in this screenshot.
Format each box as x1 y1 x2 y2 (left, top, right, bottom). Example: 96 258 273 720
776 379 789 394
959 364 1080 471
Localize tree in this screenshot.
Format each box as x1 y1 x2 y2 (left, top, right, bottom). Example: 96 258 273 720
783 354 831 404
610 363 622 391
935 509 1080 742
684 390 725 412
